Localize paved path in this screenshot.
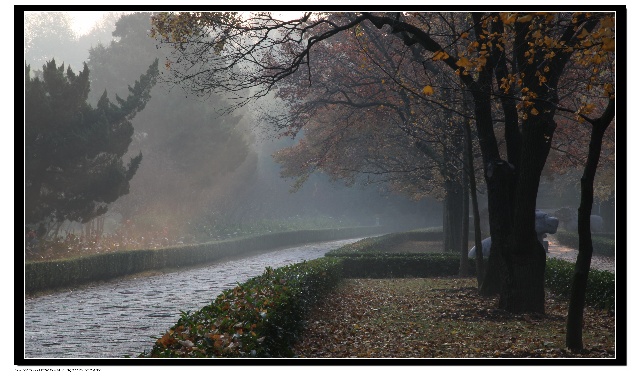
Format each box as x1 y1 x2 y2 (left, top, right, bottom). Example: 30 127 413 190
546 235 615 273
23 238 365 359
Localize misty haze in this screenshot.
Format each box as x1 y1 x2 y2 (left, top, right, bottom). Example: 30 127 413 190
22 10 619 362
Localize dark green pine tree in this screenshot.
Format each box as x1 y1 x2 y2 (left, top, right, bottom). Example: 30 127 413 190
25 58 159 227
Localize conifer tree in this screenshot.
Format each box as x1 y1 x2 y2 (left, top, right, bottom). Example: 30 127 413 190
25 58 158 228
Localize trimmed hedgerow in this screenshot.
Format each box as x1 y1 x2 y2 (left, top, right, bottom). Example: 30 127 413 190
545 258 615 310
337 253 475 278
553 230 615 257
141 257 343 358
325 228 445 257
25 226 384 294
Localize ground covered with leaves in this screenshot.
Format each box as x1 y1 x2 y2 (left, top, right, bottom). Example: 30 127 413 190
292 277 615 358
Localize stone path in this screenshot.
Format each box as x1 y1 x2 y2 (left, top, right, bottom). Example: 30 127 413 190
23 237 366 359
546 235 615 273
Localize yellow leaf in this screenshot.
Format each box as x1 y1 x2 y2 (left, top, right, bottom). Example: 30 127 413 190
517 14 533 23
422 85 434 96
460 32 470 39
604 83 614 95
432 50 450 61
602 38 615 52
577 28 590 39
531 108 539 115
501 13 517 25
582 103 596 114
456 57 472 68
601 16 615 29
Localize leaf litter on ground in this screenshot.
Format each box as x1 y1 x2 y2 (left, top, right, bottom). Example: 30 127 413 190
292 277 615 358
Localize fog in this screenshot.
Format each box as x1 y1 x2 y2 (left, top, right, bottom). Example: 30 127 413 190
24 12 443 255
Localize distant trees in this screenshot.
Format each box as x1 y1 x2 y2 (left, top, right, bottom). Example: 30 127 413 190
24 11 121 72
86 12 254 237
265 17 483 276
25 58 159 235
24 12 77 69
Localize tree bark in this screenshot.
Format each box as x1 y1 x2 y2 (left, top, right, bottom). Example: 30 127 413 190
480 160 515 296
566 99 614 352
463 119 485 286
498 114 555 313
460 163 470 276
443 188 450 253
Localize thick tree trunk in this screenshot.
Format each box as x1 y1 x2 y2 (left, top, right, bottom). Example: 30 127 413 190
498 239 546 313
479 160 515 296
497 115 555 313
566 99 614 352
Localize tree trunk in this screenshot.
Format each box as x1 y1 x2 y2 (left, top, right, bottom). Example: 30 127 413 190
497 115 555 314
463 119 484 287
443 179 462 254
479 160 515 297
460 165 470 277
96 216 105 241
443 190 450 253
566 99 614 352
445 179 464 254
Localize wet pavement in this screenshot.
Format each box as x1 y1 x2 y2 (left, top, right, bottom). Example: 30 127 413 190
23 237 366 359
546 235 615 273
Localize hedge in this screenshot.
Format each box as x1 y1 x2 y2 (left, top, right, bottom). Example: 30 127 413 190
325 228 445 257
545 258 615 310
141 257 344 358
337 253 475 278
24 226 386 294
330 231 614 309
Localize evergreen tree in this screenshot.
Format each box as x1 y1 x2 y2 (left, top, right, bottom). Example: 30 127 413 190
25 58 159 228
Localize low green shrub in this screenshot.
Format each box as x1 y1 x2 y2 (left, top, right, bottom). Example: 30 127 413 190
141 257 343 358
554 230 616 257
326 228 445 257
545 258 615 310
338 253 475 278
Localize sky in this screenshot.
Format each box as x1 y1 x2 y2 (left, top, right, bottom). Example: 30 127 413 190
65 10 303 36
68 11 114 35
